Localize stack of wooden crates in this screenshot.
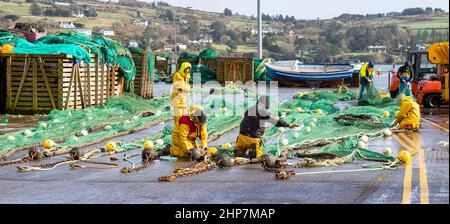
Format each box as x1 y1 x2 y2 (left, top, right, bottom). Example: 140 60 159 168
130 50 153 99
176 57 254 84
0 53 123 114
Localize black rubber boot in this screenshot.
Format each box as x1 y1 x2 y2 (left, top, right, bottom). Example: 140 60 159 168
249 144 257 159
234 150 249 158
161 145 171 156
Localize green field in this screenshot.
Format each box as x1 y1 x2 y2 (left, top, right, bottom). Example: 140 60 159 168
236 45 256 53
97 11 132 20
0 2 32 16
211 43 229 52
340 52 380 56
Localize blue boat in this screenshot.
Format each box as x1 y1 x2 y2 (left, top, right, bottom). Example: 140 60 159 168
265 60 354 82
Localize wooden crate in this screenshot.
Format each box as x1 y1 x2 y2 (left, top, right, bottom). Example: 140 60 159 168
131 51 154 99
1 53 123 114
203 58 254 84
155 59 171 76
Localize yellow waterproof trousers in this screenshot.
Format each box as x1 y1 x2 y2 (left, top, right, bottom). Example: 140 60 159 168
235 134 263 158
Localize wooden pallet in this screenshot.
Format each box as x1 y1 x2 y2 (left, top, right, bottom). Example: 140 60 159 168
202 57 254 84
1 53 123 114
131 50 154 99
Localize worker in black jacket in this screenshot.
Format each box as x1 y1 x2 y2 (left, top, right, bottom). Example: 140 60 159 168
397 61 414 96
234 95 301 159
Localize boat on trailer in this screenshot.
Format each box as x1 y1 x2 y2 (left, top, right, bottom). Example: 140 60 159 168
265 60 354 83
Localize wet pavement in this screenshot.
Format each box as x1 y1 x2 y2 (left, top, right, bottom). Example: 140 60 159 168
0 81 448 204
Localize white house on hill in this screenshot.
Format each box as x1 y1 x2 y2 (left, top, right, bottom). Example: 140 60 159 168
100 29 115 36
74 28 92 36
60 22 76 29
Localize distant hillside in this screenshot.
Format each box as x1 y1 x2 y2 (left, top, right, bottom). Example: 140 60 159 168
0 0 448 63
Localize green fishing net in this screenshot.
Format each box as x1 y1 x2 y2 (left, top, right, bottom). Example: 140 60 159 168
1 31 137 92
1 84 400 164
199 49 218 59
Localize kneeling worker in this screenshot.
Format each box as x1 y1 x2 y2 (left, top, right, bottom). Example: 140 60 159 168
170 105 208 159
392 96 420 130
235 95 301 159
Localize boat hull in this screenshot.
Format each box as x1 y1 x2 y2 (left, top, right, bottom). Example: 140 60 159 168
265 63 354 81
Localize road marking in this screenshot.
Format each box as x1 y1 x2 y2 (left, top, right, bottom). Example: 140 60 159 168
401 133 429 204
421 118 449 133
393 134 414 204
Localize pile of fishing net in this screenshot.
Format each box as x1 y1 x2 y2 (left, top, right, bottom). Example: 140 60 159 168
259 87 399 162
0 84 401 166
0 31 137 91
0 31 91 63
254 58 274 82
0 95 172 157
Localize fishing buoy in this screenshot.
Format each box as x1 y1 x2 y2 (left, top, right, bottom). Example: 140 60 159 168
208 147 218 155
305 126 312 133
53 119 60 123
383 111 390 118
155 139 164 145
221 108 228 113
293 132 300 139
221 143 233 149
383 147 392 157
156 110 162 115
315 109 324 115
357 141 367 149
7 135 15 141
104 125 112 131
132 116 139 120
143 141 154 149
40 122 47 129
360 135 369 143
383 128 392 137
280 138 289 146
310 122 316 127
43 139 55 149
23 129 33 137
397 150 411 164
312 118 318 123
105 142 117 152
278 127 285 133
80 129 88 137
295 107 303 112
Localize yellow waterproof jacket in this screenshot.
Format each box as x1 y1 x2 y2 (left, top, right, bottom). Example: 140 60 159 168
394 97 421 130
171 62 192 109
171 114 208 158
359 63 374 84
171 116 208 157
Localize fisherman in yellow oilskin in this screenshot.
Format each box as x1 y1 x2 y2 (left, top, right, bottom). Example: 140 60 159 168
171 62 192 125
234 95 301 159
392 96 421 130
359 62 375 100
170 105 208 160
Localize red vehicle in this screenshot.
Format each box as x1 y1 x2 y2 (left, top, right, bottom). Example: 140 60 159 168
389 51 443 107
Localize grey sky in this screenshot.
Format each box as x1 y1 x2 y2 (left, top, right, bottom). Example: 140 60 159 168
157 0 449 19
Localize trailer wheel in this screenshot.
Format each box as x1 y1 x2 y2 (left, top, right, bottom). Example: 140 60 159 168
390 89 398 98
424 94 441 108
